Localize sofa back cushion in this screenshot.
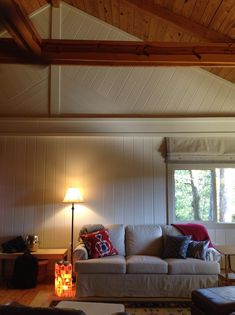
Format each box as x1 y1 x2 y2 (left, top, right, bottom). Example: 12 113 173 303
125 225 163 256
106 224 125 256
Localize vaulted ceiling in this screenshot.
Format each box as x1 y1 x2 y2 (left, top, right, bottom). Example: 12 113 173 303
1 0 235 81
64 0 235 83
0 0 235 118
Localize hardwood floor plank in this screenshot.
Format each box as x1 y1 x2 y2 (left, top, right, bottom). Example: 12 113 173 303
30 289 54 307
0 284 55 306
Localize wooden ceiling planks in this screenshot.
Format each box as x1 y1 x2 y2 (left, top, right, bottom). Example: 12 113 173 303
64 0 86 11
133 7 150 40
110 0 120 28
119 1 134 35
208 1 235 36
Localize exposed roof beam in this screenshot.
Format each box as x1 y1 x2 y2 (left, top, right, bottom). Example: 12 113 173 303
1 38 235 67
124 0 232 43
0 38 42 64
0 0 42 55
41 39 235 67
49 0 60 8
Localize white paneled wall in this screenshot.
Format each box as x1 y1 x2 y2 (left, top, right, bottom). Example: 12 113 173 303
0 135 166 249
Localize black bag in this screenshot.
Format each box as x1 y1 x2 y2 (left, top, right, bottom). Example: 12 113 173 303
12 251 39 289
2 236 27 253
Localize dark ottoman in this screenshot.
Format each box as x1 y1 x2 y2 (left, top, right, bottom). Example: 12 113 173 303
192 287 235 315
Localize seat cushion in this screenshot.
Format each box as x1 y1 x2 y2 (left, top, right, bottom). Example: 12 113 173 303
125 225 163 256
192 287 235 315
75 255 126 274
126 255 168 274
166 258 220 275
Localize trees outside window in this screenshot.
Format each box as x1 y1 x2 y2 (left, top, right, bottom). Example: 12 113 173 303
173 167 235 223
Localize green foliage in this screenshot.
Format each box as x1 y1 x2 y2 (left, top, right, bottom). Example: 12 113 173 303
174 169 212 222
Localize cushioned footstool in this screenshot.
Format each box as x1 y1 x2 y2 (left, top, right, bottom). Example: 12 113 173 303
192 286 235 315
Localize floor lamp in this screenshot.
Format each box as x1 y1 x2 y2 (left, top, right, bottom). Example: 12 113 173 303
63 187 83 266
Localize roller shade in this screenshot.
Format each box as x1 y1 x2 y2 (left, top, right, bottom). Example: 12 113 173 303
166 137 235 163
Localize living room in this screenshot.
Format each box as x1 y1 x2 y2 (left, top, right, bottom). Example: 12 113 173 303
1 1 235 314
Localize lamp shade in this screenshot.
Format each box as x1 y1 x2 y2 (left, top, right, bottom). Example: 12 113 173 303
63 187 83 203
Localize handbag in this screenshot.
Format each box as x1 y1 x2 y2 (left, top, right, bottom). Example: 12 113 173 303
1 236 27 253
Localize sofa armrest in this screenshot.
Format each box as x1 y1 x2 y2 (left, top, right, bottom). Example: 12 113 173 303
74 243 88 261
205 247 221 262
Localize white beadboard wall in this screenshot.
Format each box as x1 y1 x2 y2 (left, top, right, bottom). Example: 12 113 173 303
0 135 166 248
1 135 235 248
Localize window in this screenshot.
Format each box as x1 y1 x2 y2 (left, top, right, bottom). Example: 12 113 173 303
169 165 235 223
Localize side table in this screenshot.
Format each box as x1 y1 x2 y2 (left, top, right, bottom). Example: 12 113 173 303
0 248 68 283
214 245 235 286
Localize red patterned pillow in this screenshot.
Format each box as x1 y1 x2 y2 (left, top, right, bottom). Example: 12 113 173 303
80 229 118 259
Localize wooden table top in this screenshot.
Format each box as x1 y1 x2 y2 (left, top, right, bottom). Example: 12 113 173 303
214 245 235 255
0 248 68 260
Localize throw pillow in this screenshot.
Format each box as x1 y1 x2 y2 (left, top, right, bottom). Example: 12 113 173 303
80 229 118 259
162 235 191 259
187 240 209 260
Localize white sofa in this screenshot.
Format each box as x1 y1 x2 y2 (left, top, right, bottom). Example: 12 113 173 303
74 224 220 299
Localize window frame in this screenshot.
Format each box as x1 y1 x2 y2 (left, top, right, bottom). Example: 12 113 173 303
167 162 235 228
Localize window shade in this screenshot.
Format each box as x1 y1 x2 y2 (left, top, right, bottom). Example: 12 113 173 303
166 137 235 163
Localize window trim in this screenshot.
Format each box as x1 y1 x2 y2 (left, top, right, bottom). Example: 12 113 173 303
167 163 235 227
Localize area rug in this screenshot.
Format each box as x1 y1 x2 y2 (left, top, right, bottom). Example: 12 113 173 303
51 300 191 315
125 301 191 315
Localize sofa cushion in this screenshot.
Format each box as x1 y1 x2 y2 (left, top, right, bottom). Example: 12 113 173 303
125 225 163 256
126 255 168 274
163 235 191 259
106 224 125 256
80 229 118 259
75 255 126 274
166 258 220 275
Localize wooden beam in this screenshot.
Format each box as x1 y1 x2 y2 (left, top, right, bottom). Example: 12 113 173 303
0 0 42 55
0 38 43 64
50 0 60 8
41 39 235 66
124 0 233 43
1 38 235 67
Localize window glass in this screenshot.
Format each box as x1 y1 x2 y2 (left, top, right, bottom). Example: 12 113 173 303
216 168 235 223
172 167 235 223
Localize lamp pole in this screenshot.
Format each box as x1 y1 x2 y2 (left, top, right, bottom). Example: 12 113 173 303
71 202 75 266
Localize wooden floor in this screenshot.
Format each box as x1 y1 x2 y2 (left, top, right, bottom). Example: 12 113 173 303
0 282 76 307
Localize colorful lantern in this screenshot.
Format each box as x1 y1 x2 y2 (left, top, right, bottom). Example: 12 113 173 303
55 260 74 297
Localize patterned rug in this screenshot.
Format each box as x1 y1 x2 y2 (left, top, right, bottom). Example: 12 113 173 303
51 300 191 315
125 301 191 315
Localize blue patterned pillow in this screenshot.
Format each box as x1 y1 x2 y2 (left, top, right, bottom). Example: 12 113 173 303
163 235 191 259
187 240 209 260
